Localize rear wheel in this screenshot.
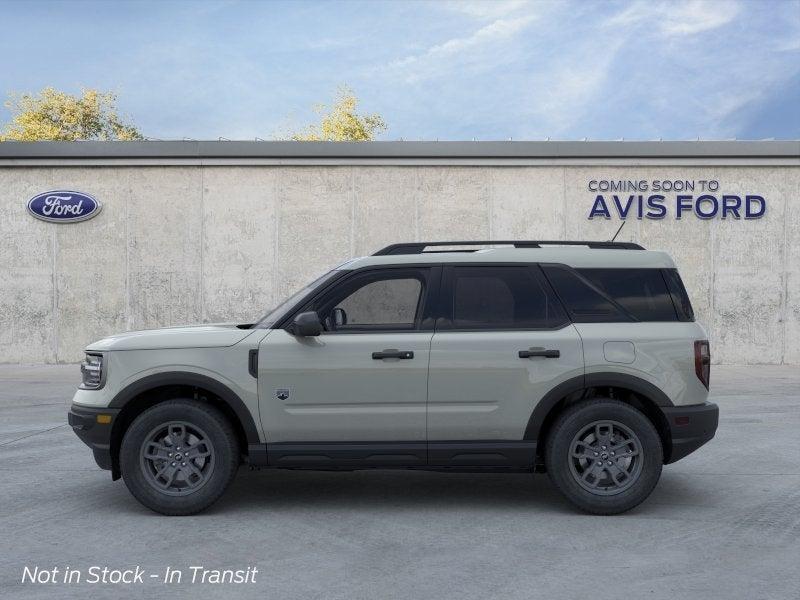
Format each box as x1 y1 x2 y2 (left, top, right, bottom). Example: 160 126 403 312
120 400 239 515
545 399 662 515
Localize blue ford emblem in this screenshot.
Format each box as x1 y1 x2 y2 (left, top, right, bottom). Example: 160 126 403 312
27 190 102 223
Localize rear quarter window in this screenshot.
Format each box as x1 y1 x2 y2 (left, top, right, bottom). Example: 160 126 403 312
541 266 630 323
577 268 679 322
662 268 695 321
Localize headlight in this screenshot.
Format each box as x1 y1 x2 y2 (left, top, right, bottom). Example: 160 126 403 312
80 353 104 389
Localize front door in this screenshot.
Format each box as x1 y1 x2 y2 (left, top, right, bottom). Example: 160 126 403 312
258 266 439 467
427 265 584 467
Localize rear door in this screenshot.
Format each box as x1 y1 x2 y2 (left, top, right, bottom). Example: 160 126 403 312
426 264 584 466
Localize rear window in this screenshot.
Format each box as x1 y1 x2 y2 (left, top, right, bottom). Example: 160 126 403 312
577 268 678 322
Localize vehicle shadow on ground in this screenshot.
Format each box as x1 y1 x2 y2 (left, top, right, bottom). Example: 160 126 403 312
221 468 568 512
100 467 709 517
72 467 709 517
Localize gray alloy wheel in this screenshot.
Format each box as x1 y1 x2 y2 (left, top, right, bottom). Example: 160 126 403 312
568 420 643 496
120 399 239 515
139 421 216 497
545 398 662 515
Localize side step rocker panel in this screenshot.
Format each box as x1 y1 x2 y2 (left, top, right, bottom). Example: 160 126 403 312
247 441 537 471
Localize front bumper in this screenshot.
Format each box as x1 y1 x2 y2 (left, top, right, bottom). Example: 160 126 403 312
68 404 120 471
662 401 719 463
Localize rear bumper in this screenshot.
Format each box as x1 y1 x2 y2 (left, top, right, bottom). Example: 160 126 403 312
662 401 719 464
68 404 120 471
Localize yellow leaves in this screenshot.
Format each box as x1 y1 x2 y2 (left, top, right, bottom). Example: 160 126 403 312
0 84 382 142
290 86 386 142
0 87 143 141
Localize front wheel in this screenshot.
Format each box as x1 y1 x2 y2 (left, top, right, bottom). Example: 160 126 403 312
545 399 663 515
120 400 240 515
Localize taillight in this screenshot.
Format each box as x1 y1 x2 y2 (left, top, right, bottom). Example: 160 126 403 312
694 340 710 389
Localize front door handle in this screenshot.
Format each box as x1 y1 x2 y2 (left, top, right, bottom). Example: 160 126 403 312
519 347 560 359
372 349 414 360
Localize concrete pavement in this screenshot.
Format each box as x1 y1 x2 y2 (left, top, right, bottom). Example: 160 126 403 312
1 364 798 599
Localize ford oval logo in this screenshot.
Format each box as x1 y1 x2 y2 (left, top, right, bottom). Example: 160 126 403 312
27 191 102 223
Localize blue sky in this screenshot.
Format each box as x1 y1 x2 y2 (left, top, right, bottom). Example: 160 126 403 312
1 0 798 140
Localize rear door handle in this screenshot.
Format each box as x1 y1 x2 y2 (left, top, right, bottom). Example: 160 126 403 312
519 347 560 359
372 349 414 360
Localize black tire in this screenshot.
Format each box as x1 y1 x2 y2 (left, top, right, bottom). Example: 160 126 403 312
120 400 240 515
545 399 663 515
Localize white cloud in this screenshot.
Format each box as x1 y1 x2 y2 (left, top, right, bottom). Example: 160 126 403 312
304 36 359 51
606 0 740 37
595 0 799 138
526 37 627 134
661 0 740 35
441 0 533 20
388 14 536 82
371 0 797 140
393 16 534 67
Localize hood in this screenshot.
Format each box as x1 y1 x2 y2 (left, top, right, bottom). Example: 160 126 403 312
85 323 256 352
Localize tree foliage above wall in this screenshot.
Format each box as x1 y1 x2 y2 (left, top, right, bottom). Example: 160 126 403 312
289 86 387 142
0 84 386 142
0 87 143 141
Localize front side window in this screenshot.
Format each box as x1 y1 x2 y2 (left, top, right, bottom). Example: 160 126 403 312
446 266 567 330
337 278 422 326
311 269 428 332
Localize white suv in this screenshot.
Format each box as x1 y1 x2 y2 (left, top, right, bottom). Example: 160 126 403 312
69 240 718 515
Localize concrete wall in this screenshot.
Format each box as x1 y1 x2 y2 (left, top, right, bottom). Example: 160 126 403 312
1 164 798 364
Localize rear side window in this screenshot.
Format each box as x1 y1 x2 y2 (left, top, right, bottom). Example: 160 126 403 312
542 266 630 323
577 268 678 321
662 269 695 321
446 266 567 330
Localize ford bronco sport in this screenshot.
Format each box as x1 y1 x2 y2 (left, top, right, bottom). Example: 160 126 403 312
69 240 718 515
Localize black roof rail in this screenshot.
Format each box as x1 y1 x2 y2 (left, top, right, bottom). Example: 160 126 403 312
373 240 645 255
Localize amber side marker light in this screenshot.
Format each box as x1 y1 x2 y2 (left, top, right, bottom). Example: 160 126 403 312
96 414 112 424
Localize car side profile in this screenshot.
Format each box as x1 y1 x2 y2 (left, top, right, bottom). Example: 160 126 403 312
69 240 718 515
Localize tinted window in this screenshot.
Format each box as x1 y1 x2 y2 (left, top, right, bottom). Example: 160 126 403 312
337 278 422 326
663 269 695 321
448 266 567 330
578 268 677 321
542 266 630 323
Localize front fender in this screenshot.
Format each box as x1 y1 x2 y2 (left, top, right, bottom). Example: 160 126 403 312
108 370 261 444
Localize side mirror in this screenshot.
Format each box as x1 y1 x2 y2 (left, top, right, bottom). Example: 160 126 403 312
290 311 322 337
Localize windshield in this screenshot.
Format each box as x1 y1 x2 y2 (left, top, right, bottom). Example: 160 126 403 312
253 270 339 328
